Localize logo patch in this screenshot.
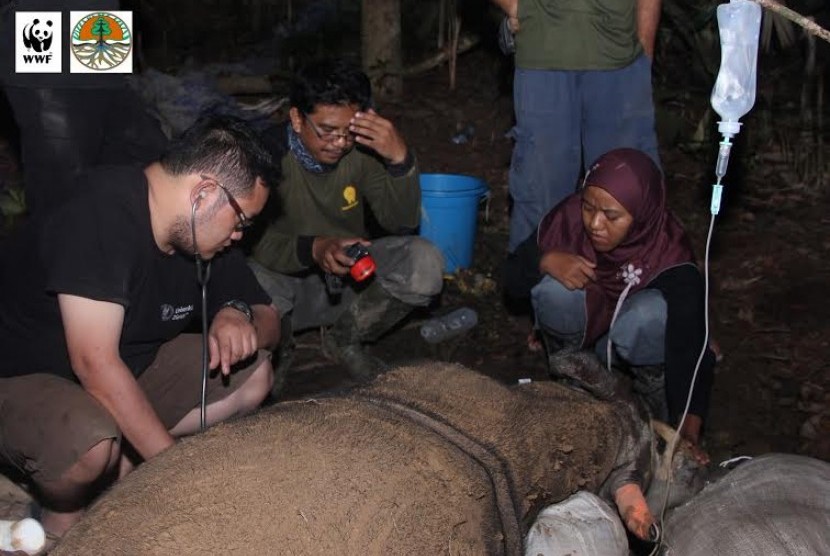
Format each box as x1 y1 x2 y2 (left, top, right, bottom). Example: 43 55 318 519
341 185 358 211
15 12 62 73
69 11 133 73
161 304 193 322
160 304 175 322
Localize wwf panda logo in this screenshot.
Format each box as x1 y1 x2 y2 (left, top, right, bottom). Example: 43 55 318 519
22 18 54 53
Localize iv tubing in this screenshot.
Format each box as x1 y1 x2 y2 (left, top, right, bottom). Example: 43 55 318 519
715 137 732 183
651 210 717 555
711 135 732 216
652 134 731 554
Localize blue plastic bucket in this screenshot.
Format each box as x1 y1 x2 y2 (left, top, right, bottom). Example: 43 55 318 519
419 173 488 273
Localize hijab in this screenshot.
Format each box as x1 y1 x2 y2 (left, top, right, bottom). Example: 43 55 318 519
537 148 696 346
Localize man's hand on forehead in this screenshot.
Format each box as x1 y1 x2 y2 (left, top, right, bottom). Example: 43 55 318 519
349 109 408 165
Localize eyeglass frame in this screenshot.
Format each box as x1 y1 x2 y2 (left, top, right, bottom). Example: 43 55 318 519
303 113 356 144
200 175 253 231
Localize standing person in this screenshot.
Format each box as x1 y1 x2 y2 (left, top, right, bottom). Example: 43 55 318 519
0 115 281 541
492 0 662 253
506 148 714 463
0 0 168 220
249 58 444 387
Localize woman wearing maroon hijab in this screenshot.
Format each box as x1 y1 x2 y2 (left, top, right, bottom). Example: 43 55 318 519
529 148 715 460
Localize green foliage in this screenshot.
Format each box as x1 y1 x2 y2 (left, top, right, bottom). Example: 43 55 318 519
0 185 25 218
0 185 26 233
92 17 112 38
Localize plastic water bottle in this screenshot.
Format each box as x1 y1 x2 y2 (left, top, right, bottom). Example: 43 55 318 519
0 518 45 555
420 307 478 344
709 0 762 138
451 124 476 145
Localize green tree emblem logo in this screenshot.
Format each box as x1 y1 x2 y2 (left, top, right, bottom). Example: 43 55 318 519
72 12 131 70
91 17 111 40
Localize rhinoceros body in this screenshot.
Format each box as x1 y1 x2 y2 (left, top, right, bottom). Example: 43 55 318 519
53 362 652 555
662 453 830 555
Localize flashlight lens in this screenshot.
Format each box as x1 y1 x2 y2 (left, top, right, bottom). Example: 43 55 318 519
350 256 376 281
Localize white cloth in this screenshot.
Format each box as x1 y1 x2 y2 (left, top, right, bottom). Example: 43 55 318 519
525 491 628 556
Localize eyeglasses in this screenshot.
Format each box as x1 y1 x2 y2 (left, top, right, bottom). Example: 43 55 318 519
201 175 252 231
304 115 356 144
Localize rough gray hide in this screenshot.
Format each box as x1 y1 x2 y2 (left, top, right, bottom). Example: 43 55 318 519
548 348 707 515
547 348 653 498
661 453 830 555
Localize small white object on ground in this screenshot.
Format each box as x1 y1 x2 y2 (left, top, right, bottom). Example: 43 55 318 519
0 517 46 555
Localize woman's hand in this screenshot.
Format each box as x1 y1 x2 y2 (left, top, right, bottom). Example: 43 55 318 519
539 251 596 290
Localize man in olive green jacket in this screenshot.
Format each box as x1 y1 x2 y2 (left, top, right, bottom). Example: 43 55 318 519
250 59 443 390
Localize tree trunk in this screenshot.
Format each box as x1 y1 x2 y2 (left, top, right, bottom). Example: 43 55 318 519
361 0 403 101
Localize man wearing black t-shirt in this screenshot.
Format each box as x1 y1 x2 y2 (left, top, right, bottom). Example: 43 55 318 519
0 116 281 540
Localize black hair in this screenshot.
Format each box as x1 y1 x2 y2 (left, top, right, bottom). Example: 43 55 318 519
160 115 279 196
290 58 372 115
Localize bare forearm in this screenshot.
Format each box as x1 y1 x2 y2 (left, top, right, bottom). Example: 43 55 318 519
637 0 661 58
77 360 175 461
253 304 281 351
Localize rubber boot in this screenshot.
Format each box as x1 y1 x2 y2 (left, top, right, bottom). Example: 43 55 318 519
322 281 413 382
271 313 294 399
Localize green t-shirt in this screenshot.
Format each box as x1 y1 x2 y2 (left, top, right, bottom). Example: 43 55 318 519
515 0 643 70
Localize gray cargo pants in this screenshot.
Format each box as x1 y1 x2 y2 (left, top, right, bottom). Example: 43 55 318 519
249 236 444 332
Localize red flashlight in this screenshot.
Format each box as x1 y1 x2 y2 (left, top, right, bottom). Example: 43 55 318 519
345 243 376 282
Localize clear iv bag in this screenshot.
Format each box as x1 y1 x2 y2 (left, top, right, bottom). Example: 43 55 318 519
710 0 763 137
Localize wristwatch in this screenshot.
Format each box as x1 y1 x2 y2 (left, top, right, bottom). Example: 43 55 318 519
220 299 254 323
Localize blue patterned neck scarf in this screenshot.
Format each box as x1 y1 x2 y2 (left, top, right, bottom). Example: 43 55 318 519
287 126 336 174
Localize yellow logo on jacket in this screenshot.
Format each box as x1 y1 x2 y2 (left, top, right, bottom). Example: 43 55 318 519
341 185 358 211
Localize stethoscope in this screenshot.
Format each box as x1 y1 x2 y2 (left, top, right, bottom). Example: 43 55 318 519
191 196 211 432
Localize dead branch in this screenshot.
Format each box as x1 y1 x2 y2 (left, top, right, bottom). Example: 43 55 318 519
402 35 479 77
448 14 462 90
752 0 830 44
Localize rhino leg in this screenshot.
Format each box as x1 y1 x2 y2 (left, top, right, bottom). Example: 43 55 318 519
547 348 621 401
549 350 660 541
614 483 658 541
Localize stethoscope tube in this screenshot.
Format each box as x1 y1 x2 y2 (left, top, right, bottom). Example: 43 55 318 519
191 200 211 432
